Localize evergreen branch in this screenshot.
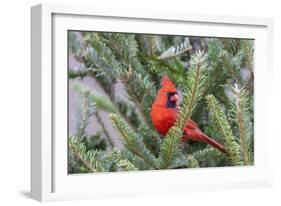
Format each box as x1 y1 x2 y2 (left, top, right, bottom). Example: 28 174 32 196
102 35 162 143
206 95 242 166
109 113 159 169
117 159 138 171
74 87 97 138
95 111 115 149
69 136 106 172
74 83 117 113
110 149 139 171
115 97 141 129
122 149 150 170
186 155 200 168
176 51 208 130
118 65 155 128
101 33 139 66
68 32 84 54
159 127 183 169
192 147 222 161
136 35 165 58
229 84 253 165
84 33 122 77
158 38 192 60
84 74 139 131
68 69 95 79
241 40 254 92
241 40 254 74
74 81 138 135
159 51 208 169
84 33 156 128
78 92 90 138
203 39 244 106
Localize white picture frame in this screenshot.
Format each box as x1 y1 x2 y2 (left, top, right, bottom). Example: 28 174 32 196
31 3 274 202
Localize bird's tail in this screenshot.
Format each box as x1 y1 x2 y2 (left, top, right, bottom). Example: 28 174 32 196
198 133 226 153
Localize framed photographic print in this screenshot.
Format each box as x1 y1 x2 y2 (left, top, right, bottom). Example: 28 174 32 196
31 3 274 201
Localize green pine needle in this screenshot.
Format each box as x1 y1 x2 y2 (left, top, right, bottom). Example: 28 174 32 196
109 113 159 169
229 84 254 165
206 95 243 166
69 136 106 172
186 155 200 168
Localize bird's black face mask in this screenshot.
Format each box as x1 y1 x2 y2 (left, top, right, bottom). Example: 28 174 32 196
166 92 178 108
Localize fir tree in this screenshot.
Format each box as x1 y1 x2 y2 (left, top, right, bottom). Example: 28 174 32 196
68 32 254 173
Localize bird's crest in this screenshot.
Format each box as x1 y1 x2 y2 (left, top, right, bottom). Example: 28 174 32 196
161 76 177 92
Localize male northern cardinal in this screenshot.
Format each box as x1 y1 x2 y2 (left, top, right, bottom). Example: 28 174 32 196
150 76 226 153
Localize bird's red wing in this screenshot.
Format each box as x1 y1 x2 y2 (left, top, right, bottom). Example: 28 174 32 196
183 121 227 153
182 119 201 141
186 119 199 130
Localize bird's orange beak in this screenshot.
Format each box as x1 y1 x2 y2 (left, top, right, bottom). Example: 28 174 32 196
170 94 179 103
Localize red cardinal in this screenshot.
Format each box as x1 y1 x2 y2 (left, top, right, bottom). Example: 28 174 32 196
150 76 226 153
